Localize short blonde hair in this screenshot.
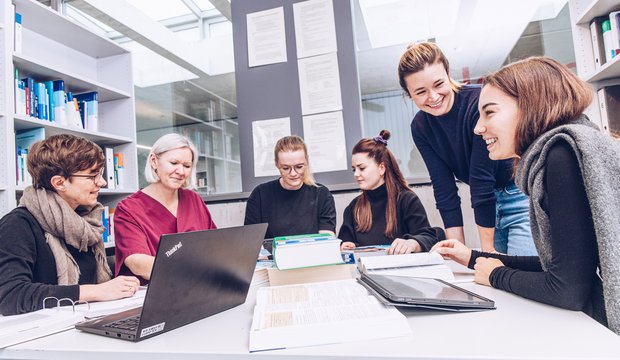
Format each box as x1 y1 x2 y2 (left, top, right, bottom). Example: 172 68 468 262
144 133 198 188
274 135 316 187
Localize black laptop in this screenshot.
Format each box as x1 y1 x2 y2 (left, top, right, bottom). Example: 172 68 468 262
358 273 495 311
76 223 268 341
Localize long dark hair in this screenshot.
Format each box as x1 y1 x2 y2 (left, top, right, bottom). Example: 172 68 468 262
352 130 411 238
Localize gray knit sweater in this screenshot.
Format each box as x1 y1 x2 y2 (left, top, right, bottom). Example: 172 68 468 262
515 115 620 335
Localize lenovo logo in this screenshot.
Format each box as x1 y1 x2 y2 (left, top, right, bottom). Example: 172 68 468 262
165 242 182 257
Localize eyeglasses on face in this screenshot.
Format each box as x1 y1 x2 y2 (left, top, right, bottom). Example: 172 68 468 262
70 169 105 184
278 164 306 174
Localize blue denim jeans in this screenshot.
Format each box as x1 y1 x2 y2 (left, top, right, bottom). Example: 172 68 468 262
494 182 538 255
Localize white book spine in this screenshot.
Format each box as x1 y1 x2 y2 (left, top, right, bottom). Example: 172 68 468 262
598 88 611 134
104 147 116 189
609 11 620 58
591 19 604 68
14 10 22 54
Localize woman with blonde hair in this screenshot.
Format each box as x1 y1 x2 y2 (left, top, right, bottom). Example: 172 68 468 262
399 42 535 255
339 130 441 255
433 57 620 333
244 135 336 240
114 133 216 283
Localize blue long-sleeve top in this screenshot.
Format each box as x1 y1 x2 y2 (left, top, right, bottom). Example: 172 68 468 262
411 85 513 228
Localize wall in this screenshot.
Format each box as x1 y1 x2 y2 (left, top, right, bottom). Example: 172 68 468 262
207 182 481 248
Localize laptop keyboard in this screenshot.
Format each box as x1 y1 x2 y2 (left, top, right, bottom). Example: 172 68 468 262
103 315 141 332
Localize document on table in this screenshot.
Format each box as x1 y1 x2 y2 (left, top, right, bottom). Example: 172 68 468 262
358 252 455 281
248 279 411 352
0 289 147 348
0 309 84 348
73 287 147 318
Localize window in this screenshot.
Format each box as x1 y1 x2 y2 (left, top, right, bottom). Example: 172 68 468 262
354 0 574 180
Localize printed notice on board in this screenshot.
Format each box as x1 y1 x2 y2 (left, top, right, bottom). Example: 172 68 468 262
252 118 291 177
303 111 347 173
247 7 287 67
298 53 343 115
293 0 337 59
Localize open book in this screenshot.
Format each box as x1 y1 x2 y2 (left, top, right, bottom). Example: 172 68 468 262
358 252 454 281
249 279 411 352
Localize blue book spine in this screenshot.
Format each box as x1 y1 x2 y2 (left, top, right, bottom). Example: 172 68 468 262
45 81 55 122
36 83 47 120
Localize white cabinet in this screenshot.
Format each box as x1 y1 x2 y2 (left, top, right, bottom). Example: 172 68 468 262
0 0 137 219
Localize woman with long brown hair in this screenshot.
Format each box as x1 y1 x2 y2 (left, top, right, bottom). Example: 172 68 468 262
432 57 620 334
338 130 441 255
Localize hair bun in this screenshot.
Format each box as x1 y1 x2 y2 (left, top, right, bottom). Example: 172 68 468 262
379 130 391 141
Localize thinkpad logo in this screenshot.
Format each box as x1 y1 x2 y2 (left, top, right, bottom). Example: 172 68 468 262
165 242 182 257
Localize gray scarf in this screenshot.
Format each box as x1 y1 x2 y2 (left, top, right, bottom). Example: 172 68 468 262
19 186 112 285
515 115 620 335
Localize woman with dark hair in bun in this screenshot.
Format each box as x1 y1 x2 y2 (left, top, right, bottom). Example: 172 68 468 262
338 130 442 255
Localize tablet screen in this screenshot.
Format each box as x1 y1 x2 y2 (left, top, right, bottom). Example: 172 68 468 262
363 274 492 306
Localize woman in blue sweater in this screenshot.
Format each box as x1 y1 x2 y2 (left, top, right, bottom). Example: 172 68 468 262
397 42 535 255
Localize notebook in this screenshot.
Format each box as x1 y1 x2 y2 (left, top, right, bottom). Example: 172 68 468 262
76 223 268 341
358 273 495 311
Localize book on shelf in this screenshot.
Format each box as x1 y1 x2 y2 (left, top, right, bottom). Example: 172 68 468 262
358 251 454 281
52 80 67 126
75 92 98 131
66 92 83 129
113 152 125 189
14 10 22 54
602 18 614 63
609 11 620 59
248 279 411 352
15 128 45 187
272 233 344 270
103 147 116 189
590 16 608 69
597 85 620 135
45 81 55 122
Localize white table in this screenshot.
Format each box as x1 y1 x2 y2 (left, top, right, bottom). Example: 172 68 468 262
1 279 619 360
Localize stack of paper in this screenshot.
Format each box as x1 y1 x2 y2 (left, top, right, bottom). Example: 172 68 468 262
358 252 454 281
251 262 274 288
248 279 411 352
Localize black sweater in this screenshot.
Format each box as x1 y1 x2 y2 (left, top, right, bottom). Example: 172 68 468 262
0 207 97 315
468 140 606 326
411 85 513 228
244 180 336 239
338 184 439 251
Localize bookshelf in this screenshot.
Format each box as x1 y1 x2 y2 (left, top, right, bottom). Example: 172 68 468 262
0 0 138 221
569 0 620 129
136 80 241 195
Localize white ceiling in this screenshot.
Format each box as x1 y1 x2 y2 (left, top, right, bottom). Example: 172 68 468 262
66 0 570 104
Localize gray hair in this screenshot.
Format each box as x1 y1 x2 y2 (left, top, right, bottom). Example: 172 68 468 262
144 133 198 189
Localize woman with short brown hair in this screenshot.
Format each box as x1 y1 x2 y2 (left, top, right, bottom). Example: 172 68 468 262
0 134 139 315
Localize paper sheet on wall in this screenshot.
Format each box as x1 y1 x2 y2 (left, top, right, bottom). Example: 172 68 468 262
297 53 343 115
252 118 291 177
303 111 347 172
247 7 287 67
293 0 337 59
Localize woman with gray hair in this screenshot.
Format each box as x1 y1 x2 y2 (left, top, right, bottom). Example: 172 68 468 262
0 134 140 315
114 133 216 283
